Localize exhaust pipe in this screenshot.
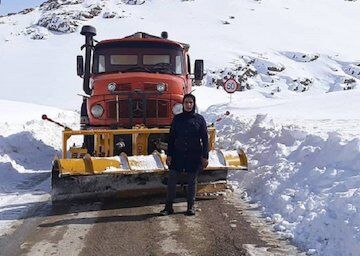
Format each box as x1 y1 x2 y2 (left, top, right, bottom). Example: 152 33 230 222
80 25 97 95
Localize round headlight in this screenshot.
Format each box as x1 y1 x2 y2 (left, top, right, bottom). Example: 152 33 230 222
91 104 104 118
108 82 117 92
156 83 166 92
172 103 183 115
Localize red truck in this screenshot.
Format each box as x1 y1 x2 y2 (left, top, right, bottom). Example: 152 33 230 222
77 25 204 156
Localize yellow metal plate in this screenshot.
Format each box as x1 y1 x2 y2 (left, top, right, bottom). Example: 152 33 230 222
58 158 122 175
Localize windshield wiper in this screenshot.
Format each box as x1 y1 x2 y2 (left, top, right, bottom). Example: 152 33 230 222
122 66 152 73
151 68 177 75
146 63 177 75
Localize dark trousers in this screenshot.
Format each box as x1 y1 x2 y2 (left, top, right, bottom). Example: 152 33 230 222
166 170 198 205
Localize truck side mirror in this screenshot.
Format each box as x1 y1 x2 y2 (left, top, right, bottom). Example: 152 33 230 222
194 59 204 82
77 55 84 77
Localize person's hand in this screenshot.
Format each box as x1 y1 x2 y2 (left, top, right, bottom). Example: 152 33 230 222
202 158 208 169
166 156 172 166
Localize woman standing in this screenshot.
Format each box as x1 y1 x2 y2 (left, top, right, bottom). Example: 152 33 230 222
161 94 209 216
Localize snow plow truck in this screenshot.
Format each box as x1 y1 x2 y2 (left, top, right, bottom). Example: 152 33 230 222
45 25 248 201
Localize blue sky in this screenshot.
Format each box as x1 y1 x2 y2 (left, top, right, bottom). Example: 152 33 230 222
0 0 44 15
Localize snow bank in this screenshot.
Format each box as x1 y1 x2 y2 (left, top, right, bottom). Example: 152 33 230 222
0 100 79 236
213 113 360 255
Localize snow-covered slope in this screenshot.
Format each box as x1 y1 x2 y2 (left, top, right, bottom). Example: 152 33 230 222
1 1 360 255
1 0 360 109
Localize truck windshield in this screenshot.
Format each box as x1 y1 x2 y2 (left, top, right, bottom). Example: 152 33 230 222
93 44 184 75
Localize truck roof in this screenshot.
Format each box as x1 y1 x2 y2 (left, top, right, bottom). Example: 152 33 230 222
96 32 190 51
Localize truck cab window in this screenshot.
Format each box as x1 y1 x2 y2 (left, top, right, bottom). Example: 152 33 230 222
175 55 182 75
99 55 105 73
143 55 170 65
111 55 138 65
94 46 185 75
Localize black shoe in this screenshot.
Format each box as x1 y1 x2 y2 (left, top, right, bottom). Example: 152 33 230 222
185 203 196 216
160 203 174 216
185 208 196 216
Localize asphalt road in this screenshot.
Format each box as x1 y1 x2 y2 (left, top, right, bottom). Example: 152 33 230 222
0 193 304 256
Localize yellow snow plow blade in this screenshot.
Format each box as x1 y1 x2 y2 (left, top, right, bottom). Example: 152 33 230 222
51 127 248 201
57 150 247 176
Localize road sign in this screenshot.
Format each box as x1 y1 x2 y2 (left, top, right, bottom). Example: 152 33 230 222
223 78 238 93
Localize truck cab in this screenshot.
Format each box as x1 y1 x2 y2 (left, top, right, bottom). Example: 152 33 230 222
77 26 204 154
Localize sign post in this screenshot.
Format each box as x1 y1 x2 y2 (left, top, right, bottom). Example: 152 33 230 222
223 78 238 103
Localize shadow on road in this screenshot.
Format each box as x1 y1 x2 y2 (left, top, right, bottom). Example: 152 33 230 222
38 212 161 227
0 193 216 221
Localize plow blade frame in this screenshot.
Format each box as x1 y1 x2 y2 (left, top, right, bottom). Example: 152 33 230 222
52 127 248 201
52 161 231 201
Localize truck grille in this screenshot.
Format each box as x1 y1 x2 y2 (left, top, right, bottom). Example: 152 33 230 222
115 84 131 92
144 83 158 91
107 99 168 119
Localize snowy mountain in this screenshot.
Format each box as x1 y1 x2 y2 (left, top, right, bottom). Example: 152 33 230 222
1 0 360 108
1 1 360 255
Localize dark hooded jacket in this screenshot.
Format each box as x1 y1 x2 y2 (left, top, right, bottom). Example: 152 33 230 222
167 96 209 173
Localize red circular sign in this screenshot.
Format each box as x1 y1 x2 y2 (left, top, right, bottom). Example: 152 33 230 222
223 79 238 93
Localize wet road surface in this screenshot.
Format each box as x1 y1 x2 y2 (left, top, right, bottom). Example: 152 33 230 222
0 193 304 256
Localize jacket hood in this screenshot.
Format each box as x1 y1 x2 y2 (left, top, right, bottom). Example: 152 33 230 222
182 93 196 115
